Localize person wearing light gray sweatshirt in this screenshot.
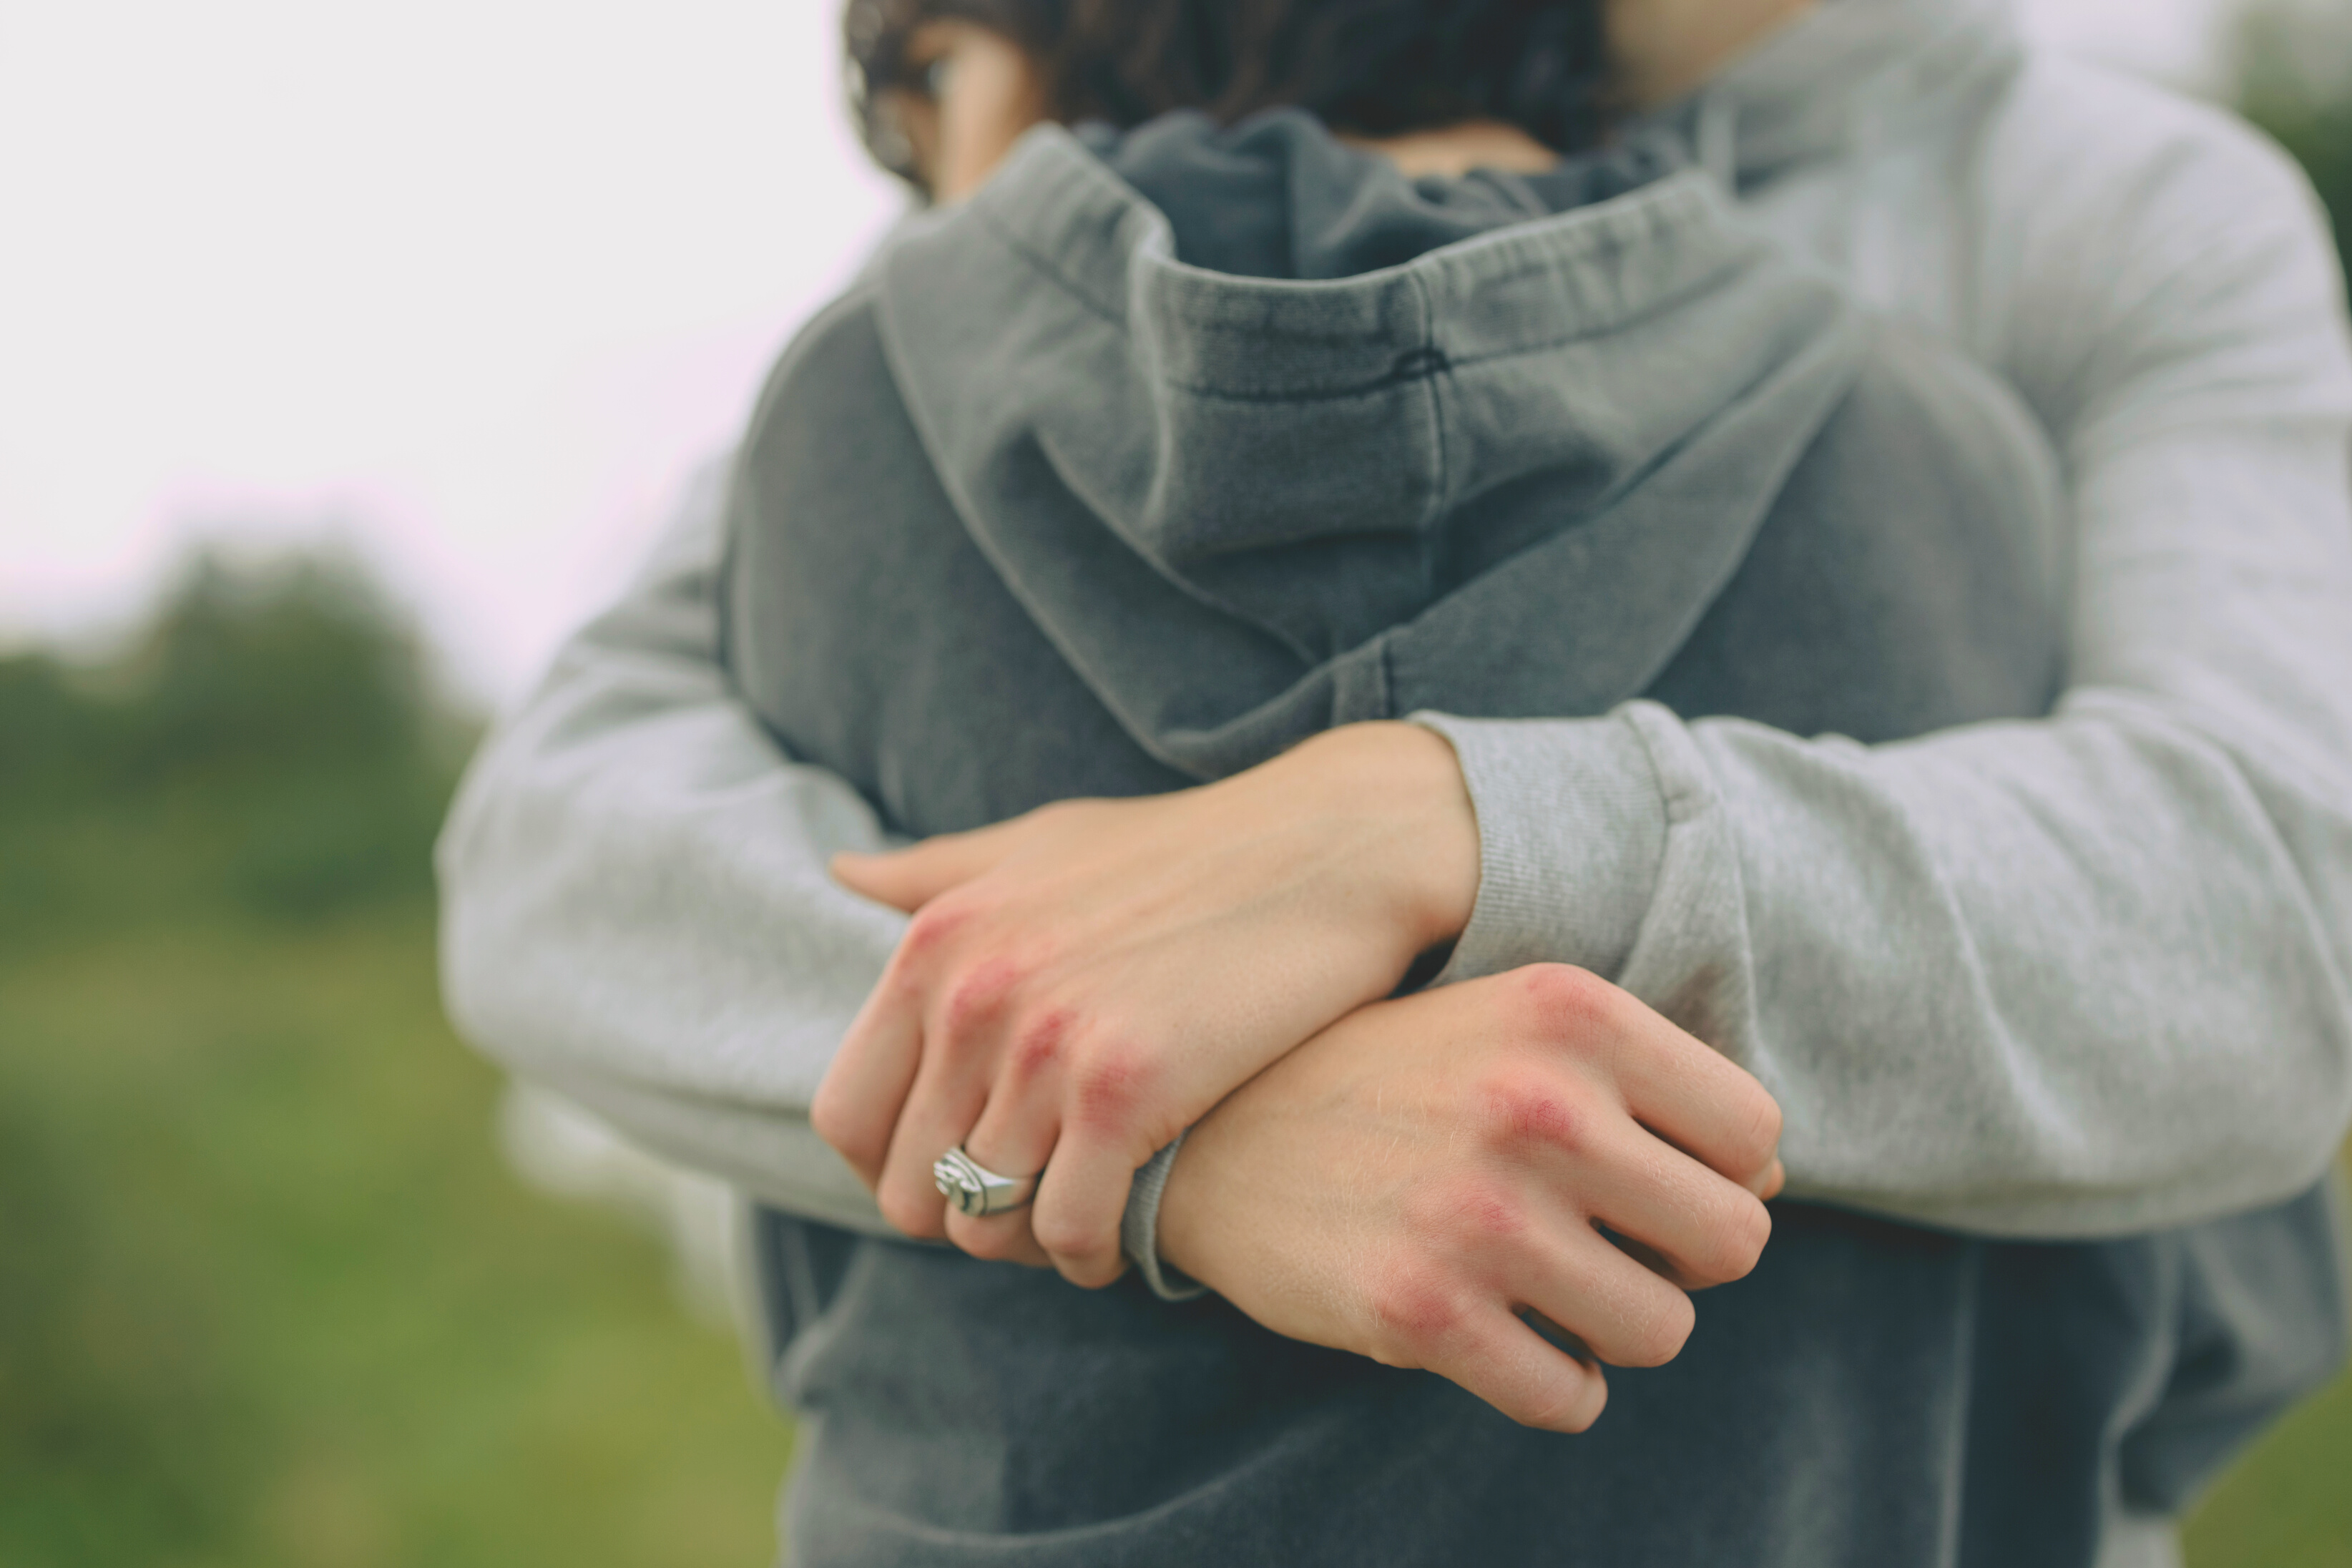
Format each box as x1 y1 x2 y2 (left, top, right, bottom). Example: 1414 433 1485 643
437 0 2352 1562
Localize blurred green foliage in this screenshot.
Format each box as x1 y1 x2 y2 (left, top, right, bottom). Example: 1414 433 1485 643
0 553 458 933
2240 4 2352 270
0 552 789 1567
2268 105 2351 264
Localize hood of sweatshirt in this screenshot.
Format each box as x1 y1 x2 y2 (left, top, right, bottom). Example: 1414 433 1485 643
871 110 1871 777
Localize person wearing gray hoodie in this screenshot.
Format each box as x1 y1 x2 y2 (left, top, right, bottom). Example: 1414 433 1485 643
437 0 2352 1562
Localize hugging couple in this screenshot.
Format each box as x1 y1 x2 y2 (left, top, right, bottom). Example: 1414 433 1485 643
441 0 2352 1562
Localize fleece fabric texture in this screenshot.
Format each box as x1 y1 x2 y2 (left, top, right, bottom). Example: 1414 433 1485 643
434 1 2352 1562
711 109 2341 1568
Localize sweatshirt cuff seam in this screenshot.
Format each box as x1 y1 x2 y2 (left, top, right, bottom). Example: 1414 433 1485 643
1407 707 1673 985
1122 1132 1207 1301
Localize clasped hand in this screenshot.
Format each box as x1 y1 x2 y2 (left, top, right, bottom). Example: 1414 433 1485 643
812 721 1784 1431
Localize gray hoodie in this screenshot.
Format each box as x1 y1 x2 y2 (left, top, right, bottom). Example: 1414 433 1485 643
709 104 2338 1568
729 112 2060 810
436 0 2352 1559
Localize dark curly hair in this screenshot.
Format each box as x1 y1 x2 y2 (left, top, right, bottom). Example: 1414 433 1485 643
845 0 1612 190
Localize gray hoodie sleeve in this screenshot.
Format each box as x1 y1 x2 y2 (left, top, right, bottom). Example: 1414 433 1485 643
436 463 903 1236
440 94 2352 1258
1417 115 2352 1238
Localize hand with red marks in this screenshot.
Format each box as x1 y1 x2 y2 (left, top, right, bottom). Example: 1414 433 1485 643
1157 965 1786 1432
812 722 1481 1286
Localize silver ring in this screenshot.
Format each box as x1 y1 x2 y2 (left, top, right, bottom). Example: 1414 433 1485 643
932 1147 1039 1217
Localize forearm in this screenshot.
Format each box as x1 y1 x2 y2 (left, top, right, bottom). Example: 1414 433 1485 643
436 464 902 1226
1419 431 2352 1236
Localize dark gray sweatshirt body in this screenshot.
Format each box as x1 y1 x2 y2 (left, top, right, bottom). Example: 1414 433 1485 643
720 115 2342 1567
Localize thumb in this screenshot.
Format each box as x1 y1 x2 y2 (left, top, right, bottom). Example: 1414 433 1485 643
831 825 1012 911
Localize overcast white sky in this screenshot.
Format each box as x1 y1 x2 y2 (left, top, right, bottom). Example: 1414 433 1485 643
0 0 2246 704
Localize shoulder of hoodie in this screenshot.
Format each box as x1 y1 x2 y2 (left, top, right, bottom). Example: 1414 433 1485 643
730 274 911 489
1960 49 2350 433
1971 49 2333 258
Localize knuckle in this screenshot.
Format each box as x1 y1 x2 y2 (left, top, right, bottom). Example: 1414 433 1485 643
808 1086 866 1159
1366 1264 1472 1365
1057 1250 1125 1291
1514 1391 1589 1439
1406 1175 1527 1251
1558 1401 1603 1434
1695 1192 1773 1283
878 1182 944 1240
1559 1368 1609 1432
1517 1374 1599 1434
941 957 1021 1038
1005 1007 1076 1084
1470 1064 1590 1158
1657 1188 1769 1288
901 906 952 961
902 896 979 961
1508 964 1617 1042
1027 1206 1099 1261
1734 1086 1785 1173
1620 1290 1696 1368
951 1217 1027 1263
1068 1038 1157 1131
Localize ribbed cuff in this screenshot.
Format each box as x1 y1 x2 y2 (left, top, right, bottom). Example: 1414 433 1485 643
1120 1132 1207 1301
1406 710 1671 985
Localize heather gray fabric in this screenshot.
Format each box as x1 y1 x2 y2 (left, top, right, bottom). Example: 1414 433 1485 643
729 118 2062 810
717 114 2343 1568
436 0 2352 1276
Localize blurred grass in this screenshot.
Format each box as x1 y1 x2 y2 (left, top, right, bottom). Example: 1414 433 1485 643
2188 1358 2352 1567
0 554 789 1567
0 913 791 1568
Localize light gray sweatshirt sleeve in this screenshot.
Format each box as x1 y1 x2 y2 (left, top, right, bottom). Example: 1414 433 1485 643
1418 116 2352 1237
436 463 904 1237
441 97 2351 1258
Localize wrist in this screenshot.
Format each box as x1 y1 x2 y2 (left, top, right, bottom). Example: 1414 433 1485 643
1153 1114 1221 1289
1287 722 1480 952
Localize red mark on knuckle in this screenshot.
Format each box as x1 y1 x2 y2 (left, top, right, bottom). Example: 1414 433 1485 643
1070 1039 1154 1130
1511 964 1614 1039
1367 1265 1469 1364
942 957 1021 1038
1456 1182 1524 1245
901 902 966 959
1474 1065 1587 1157
1007 1008 1074 1083
1407 1176 1524 1250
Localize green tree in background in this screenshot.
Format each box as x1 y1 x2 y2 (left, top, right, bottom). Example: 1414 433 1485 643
2240 0 2352 268
0 550 788 1568
0 549 459 934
